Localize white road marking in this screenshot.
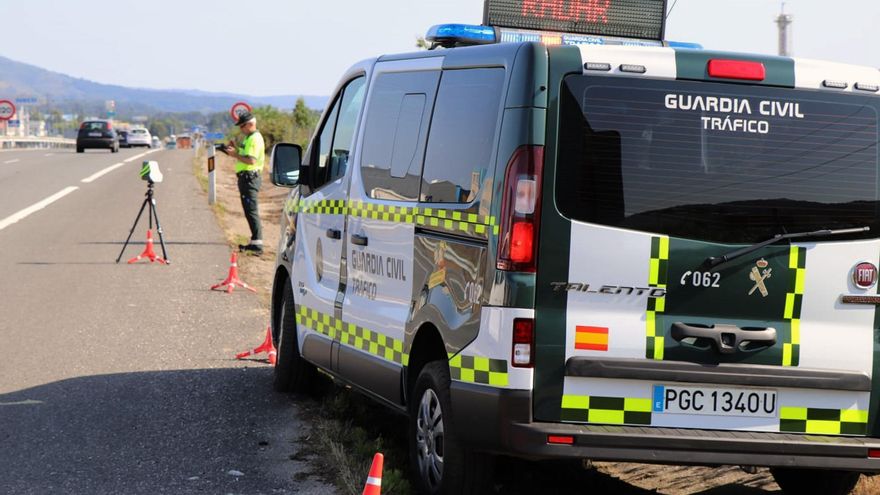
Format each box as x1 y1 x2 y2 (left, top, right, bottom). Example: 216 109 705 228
80 149 159 184
0 186 79 232
44 153 54 157
81 162 125 183
123 149 159 163
0 400 43 406
4 158 20 164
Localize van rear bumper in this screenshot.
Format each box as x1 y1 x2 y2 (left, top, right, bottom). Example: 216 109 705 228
450 382 880 473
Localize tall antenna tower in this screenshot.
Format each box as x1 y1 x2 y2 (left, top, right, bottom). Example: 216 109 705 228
776 2 793 57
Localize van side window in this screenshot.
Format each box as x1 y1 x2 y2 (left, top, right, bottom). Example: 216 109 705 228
360 71 439 201
420 68 505 203
307 76 365 193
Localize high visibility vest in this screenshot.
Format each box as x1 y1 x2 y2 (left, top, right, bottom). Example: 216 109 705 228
235 131 265 173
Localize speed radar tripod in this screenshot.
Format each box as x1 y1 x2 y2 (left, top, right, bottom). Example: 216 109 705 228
116 182 170 264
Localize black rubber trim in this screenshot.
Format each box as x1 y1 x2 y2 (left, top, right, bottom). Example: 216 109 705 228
565 357 871 392
508 422 880 472
450 381 531 453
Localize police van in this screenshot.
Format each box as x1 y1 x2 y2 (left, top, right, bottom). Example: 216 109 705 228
268 1 880 493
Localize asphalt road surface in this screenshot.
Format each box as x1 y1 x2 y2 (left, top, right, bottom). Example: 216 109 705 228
0 147 333 494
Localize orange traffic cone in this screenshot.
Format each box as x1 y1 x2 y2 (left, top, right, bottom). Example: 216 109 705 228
211 252 256 293
235 326 277 364
362 453 383 495
127 230 167 264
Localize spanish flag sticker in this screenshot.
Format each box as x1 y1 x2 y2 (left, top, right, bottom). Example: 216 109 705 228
575 326 609 351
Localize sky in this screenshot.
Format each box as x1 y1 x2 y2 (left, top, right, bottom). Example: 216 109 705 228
1 0 878 97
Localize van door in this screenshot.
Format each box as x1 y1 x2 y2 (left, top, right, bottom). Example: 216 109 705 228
340 60 442 403
291 76 366 371
534 73 879 437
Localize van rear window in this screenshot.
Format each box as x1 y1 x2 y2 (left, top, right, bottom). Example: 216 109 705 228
556 76 880 243
81 122 108 131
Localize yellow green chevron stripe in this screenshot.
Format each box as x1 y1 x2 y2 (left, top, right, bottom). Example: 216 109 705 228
448 353 509 387
561 395 652 425
780 406 867 435
284 198 498 236
295 305 408 366
646 236 669 360
782 246 806 367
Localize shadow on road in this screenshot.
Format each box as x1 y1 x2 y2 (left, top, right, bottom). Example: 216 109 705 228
0 368 327 495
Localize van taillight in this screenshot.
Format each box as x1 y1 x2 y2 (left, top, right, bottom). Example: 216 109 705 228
497 146 544 272
512 318 534 368
707 59 766 81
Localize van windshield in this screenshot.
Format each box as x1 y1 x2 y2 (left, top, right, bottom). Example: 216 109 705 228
556 75 880 243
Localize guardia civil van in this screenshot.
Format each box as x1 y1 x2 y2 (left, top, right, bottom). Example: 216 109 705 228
268 1 880 493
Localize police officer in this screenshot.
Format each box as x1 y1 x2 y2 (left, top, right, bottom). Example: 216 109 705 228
225 111 265 254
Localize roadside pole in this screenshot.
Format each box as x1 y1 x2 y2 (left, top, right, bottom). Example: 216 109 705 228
207 144 216 205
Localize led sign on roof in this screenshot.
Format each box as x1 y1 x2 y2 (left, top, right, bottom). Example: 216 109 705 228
484 0 668 41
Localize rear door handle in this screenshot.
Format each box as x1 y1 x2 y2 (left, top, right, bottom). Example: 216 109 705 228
325 228 341 240
671 322 776 355
351 234 368 246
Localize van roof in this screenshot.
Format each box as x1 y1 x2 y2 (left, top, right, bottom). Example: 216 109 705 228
371 41 880 94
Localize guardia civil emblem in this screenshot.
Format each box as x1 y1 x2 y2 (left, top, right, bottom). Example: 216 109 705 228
748 258 772 297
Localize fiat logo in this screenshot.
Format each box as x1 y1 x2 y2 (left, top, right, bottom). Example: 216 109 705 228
852 262 878 289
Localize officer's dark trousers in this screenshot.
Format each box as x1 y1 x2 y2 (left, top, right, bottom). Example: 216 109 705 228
236 170 262 241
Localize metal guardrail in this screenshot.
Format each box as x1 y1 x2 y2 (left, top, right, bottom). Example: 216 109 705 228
0 137 76 149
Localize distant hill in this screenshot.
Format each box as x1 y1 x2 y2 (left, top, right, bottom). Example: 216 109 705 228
0 55 328 114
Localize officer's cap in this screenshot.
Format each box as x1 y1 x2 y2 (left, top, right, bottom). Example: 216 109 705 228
235 111 256 127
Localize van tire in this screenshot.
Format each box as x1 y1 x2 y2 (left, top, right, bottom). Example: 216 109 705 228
273 282 317 393
408 361 494 495
76 147 83 153
770 468 860 495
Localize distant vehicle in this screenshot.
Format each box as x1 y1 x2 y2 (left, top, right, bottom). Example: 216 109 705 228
126 128 152 148
176 134 192 149
151 136 161 148
165 138 177 150
76 120 118 153
118 130 130 148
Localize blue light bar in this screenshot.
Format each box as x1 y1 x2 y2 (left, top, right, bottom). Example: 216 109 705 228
425 24 497 47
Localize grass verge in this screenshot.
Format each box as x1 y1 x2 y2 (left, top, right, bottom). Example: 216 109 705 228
190 149 414 494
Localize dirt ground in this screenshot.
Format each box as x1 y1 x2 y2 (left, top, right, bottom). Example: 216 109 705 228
197 150 880 495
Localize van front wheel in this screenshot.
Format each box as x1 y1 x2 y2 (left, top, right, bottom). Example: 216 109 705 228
408 361 493 494
770 467 860 495
273 282 317 393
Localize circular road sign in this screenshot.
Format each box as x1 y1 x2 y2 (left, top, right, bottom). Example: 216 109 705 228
230 101 252 122
0 100 16 121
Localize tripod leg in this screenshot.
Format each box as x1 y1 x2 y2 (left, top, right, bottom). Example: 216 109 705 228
116 197 150 263
151 198 170 263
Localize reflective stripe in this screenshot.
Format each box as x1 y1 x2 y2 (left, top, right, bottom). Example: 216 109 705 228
284 198 498 237
561 395 653 425
295 305 408 366
780 406 868 435
449 353 509 387
645 236 669 360
782 246 806 367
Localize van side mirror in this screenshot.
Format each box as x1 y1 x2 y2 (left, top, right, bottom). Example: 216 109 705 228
270 143 302 187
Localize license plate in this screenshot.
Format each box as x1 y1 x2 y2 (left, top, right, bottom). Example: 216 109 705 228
89 132 102 137
653 384 778 418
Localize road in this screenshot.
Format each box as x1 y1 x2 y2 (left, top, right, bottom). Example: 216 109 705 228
0 148 333 494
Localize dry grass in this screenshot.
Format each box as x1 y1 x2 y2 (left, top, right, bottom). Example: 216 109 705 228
854 475 880 494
